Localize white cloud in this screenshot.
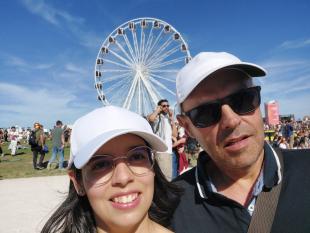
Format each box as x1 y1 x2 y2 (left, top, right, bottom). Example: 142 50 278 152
21 0 83 26
279 38 310 49
3 54 53 71
0 82 96 128
258 57 310 119
21 0 102 49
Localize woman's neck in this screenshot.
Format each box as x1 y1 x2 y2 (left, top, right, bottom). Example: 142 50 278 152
97 215 170 233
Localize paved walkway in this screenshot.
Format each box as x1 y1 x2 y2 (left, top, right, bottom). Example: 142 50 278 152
0 175 69 233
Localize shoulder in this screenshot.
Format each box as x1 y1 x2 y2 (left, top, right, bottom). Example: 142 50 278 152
173 167 196 187
173 167 197 201
278 148 310 178
281 148 310 164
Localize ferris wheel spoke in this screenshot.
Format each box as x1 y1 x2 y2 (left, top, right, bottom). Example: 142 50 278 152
142 26 155 63
123 74 139 109
140 28 146 64
142 84 156 113
149 56 185 70
140 75 160 106
137 78 142 114
132 29 140 63
102 68 131 73
102 58 132 69
148 72 176 83
150 69 179 73
146 37 173 65
103 73 132 83
109 48 134 67
148 44 180 68
115 41 135 64
122 34 138 64
104 76 131 95
149 76 176 96
143 27 164 63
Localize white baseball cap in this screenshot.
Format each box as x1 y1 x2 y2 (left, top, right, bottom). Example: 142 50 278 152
176 52 267 105
68 106 167 169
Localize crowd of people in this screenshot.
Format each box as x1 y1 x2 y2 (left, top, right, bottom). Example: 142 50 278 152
264 119 310 149
0 122 72 169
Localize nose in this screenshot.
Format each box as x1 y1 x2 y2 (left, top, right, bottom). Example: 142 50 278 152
110 161 134 187
219 104 241 130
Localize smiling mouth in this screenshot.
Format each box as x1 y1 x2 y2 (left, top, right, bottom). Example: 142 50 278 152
111 193 139 204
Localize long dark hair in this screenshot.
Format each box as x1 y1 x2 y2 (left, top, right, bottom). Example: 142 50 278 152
41 161 182 233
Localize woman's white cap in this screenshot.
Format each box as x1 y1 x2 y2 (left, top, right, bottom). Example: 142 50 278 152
176 52 267 105
68 106 167 169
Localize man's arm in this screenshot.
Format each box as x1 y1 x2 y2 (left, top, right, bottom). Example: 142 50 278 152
147 106 162 123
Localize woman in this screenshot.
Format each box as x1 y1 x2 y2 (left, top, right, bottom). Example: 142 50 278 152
41 106 181 233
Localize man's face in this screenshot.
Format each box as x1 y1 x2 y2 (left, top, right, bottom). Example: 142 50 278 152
179 69 265 171
160 101 170 114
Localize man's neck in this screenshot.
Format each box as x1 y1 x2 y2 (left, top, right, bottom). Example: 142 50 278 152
207 151 264 206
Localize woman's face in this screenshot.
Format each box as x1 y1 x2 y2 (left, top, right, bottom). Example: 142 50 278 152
81 134 155 232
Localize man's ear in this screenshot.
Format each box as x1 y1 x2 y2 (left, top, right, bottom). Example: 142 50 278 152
177 114 195 138
68 170 85 196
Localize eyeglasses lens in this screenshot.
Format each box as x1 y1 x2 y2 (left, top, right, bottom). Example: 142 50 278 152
84 146 154 185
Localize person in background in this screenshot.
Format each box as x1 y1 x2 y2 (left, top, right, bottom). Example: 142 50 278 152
31 122 45 170
147 99 178 181
41 106 181 233
8 126 18 156
47 120 65 170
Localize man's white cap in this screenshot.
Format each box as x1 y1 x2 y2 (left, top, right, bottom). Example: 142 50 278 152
68 106 167 169
176 52 267 105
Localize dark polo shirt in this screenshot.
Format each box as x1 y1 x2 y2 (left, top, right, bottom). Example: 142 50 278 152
171 143 310 233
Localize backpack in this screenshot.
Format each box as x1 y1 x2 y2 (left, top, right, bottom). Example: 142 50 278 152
28 131 38 147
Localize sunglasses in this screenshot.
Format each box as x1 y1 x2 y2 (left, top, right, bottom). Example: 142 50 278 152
161 104 169 108
184 86 261 128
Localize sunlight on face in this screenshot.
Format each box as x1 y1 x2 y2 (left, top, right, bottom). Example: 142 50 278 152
81 134 155 232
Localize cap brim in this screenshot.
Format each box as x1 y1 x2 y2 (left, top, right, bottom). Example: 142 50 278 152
73 129 167 169
225 62 266 77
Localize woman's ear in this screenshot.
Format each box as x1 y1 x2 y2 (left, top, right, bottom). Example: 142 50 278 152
68 170 85 196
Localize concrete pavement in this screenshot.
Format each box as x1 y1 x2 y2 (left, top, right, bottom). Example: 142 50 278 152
0 175 69 233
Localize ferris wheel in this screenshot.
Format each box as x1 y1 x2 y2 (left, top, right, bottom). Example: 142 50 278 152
94 17 191 116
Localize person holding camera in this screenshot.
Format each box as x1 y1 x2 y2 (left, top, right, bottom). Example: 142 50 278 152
147 99 178 181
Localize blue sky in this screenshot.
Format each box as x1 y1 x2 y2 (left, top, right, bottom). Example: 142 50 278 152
0 0 309 128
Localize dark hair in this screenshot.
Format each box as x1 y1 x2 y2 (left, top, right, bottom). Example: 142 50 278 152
157 99 169 106
41 161 182 232
56 120 63 126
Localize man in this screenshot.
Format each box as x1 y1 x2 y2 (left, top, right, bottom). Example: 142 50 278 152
31 122 45 169
47 120 65 169
147 99 177 180
283 120 294 148
171 52 310 232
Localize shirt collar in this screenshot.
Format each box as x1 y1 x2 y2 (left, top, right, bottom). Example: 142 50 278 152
195 142 282 199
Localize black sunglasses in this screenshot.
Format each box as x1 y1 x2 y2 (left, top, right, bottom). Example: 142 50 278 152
184 86 261 128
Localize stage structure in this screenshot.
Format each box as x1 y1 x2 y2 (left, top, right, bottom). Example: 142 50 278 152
94 17 191 116
264 100 280 125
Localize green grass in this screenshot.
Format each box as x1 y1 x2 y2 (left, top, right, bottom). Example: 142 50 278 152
0 139 70 180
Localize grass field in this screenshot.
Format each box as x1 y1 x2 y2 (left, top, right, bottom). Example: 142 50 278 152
0 139 70 180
